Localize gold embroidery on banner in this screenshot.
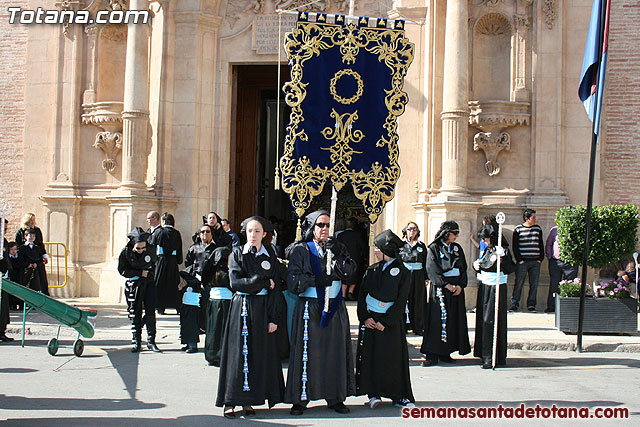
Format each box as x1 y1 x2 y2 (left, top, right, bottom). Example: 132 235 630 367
321 109 364 190
329 69 364 105
280 20 414 222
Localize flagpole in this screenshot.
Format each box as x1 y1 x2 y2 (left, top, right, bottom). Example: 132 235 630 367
493 212 505 369
577 0 609 353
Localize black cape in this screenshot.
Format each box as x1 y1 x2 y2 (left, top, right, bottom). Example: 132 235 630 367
150 226 183 312
398 240 428 334
284 241 356 404
216 245 285 407
420 240 471 357
356 258 414 402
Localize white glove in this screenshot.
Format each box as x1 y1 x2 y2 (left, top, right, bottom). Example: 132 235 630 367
473 259 481 270
496 246 506 257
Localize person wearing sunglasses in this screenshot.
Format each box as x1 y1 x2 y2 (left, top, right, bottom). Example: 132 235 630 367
399 221 428 336
284 210 357 416
420 220 471 367
118 227 158 352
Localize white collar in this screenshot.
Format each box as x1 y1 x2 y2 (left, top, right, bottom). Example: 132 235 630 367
242 242 269 256
150 224 160 232
163 224 174 229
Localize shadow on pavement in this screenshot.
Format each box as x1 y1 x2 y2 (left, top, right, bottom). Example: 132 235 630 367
0 394 164 411
106 348 139 399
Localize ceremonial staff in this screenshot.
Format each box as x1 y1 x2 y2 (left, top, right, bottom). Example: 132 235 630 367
493 212 505 370
634 252 639 310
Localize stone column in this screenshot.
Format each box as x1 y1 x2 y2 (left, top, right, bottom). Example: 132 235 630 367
120 0 150 192
440 0 469 194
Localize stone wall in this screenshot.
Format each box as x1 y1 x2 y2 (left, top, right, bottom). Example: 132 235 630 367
602 0 640 205
0 2 27 230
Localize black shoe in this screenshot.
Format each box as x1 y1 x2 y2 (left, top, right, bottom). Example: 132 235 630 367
208 360 220 367
421 358 438 367
481 359 493 369
346 292 355 301
527 306 536 312
157 309 165 315
328 402 350 414
544 308 555 313
508 305 518 312
181 345 189 351
439 355 456 364
243 406 256 417
223 406 235 419
186 346 198 353
0 334 14 342
290 404 305 416
131 342 141 353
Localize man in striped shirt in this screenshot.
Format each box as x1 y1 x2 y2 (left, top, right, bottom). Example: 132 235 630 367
509 209 545 312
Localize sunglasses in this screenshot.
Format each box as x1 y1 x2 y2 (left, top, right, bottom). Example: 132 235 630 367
406 227 417 231
133 245 146 251
200 230 211 234
450 230 460 235
315 222 330 229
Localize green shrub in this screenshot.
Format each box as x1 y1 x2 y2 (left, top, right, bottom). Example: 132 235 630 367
555 204 639 269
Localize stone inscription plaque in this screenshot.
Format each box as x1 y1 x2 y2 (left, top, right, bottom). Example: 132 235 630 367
252 14 298 55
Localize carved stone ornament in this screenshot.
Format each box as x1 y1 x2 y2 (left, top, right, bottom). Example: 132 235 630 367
475 13 511 36
93 131 123 172
55 1 82 39
468 100 530 133
473 132 510 176
108 0 129 11
543 0 555 29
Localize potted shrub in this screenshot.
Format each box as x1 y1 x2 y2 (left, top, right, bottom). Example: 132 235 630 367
554 205 639 334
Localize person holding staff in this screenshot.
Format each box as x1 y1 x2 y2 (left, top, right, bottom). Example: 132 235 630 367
420 221 471 366
398 221 428 335
356 229 415 409
216 216 284 418
284 209 356 416
472 224 515 369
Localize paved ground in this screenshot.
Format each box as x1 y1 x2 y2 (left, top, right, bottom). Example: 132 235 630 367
1 299 639 426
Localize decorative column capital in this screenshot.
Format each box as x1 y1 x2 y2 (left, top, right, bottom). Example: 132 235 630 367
93 131 123 173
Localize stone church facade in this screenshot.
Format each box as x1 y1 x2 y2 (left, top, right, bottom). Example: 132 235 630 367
0 0 638 302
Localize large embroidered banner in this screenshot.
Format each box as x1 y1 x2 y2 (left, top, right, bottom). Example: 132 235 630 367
280 12 414 223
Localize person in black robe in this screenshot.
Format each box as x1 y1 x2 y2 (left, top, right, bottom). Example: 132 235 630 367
472 224 515 369
284 210 357 416
16 214 49 296
420 220 471 366
1 229 14 342
178 270 202 353
117 228 159 352
6 241 23 311
356 229 415 409
18 228 47 294
399 221 428 335
150 213 183 315
216 216 285 418
183 224 230 358
337 217 367 300
203 246 232 365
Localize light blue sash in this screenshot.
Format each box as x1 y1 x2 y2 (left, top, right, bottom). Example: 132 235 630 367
300 280 341 298
478 271 508 285
209 287 233 300
155 246 177 256
442 268 460 277
127 276 140 281
236 288 268 296
403 262 422 271
365 294 395 313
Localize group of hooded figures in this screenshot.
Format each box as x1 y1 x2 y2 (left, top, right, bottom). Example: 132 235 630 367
117 208 515 418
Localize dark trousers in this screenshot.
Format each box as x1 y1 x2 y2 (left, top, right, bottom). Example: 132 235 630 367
511 260 541 309
124 279 157 340
547 259 578 310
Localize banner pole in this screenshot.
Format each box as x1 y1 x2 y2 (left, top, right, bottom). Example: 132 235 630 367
493 212 505 369
324 186 338 312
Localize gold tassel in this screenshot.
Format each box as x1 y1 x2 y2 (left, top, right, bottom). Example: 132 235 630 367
296 218 302 241
274 167 280 191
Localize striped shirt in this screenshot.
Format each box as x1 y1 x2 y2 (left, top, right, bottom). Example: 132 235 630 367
512 224 544 262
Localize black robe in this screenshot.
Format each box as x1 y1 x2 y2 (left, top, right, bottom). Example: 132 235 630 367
15 227 48 295
284 241 357 405
216 245 285 408
473 245 515 365
356 258 414 402
18 243 47 294
117 245 157 337
420 240 471 357
1 239 10 333
398 240 428 334
150 226 183 312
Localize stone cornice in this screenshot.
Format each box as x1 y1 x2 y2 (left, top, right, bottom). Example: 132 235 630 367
468 100 530 132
